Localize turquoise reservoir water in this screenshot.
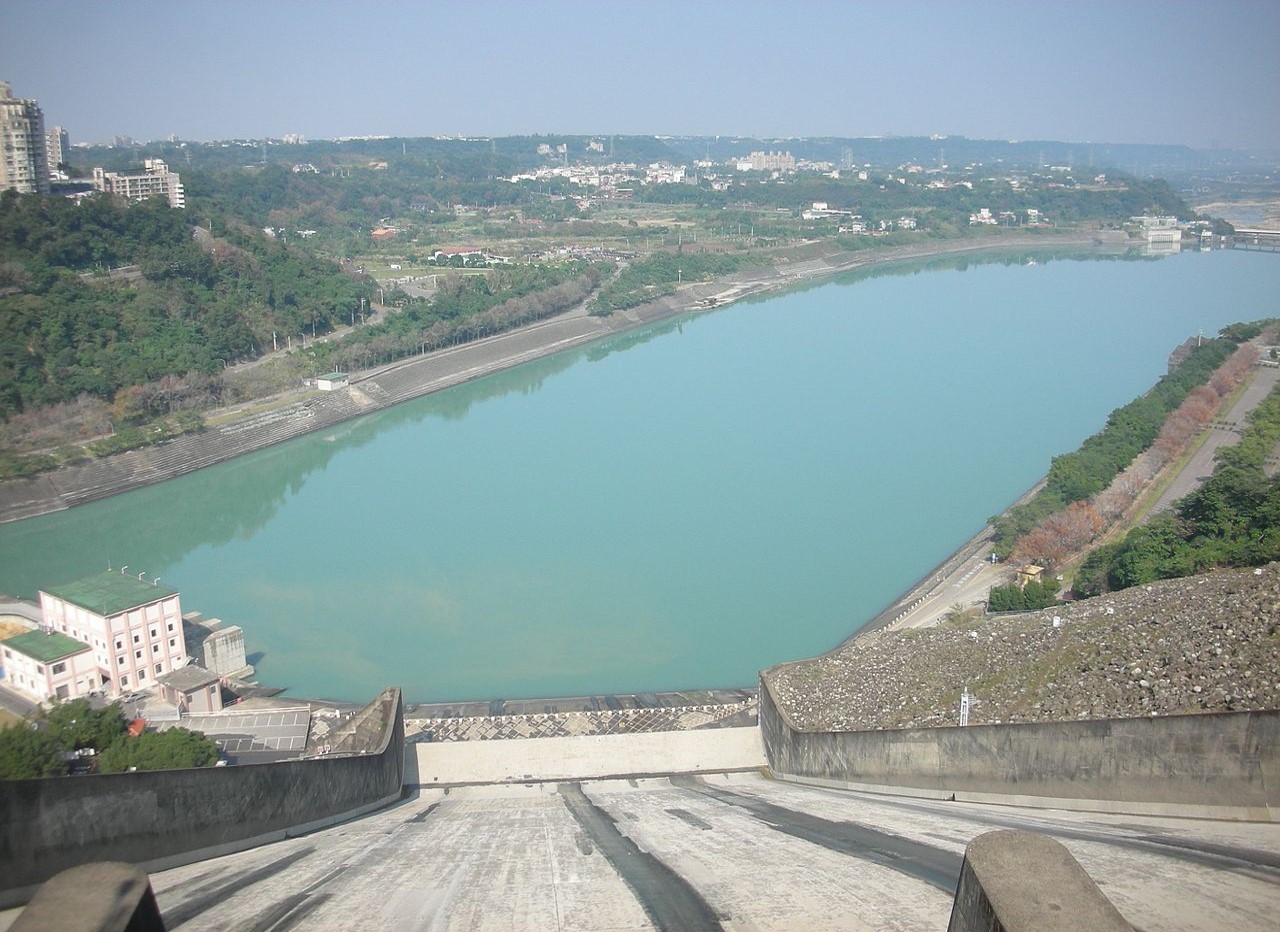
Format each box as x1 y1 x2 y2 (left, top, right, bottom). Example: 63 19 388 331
1 248 1276 702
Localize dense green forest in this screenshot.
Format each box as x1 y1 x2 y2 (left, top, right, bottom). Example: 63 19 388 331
991 336 1239 552
0 190 370 416
1074 382 1280 596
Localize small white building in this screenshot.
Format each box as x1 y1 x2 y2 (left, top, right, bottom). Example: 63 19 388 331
315 372 349 391
1 629 98 702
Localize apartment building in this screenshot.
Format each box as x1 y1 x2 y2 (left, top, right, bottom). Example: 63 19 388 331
93 158 186 208
45 125 69 170
0 81 50 194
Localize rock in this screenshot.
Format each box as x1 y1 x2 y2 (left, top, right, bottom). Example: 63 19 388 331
767 562 1280 731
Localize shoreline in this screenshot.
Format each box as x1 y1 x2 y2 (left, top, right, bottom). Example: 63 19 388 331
0 229 1120 527
0 230 1133 710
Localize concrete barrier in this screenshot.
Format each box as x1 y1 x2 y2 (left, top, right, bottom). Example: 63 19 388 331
759 675 1280 820
10 863 166 932
947 830 1132 932
411 726 766 785
0 688 405 908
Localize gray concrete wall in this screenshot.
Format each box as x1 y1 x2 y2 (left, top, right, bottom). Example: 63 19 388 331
760 675 1280 820
947 830 1133 932
0 688 405 907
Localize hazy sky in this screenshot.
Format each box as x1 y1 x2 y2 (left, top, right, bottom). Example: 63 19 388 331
3 0 1277 149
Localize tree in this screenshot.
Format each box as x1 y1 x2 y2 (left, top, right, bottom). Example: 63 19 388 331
0 723 65 779
43 698 126 751
97 727 218 773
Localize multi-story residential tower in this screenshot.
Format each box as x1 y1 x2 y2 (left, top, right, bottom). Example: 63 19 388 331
0 81 50 194
45 125 69 170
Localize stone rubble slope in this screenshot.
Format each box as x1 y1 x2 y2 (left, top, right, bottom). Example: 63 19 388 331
767 563 1280 732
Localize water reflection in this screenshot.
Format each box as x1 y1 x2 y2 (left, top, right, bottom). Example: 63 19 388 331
0 245 1180 601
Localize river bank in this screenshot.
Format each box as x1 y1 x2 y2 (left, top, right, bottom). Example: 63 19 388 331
0 229 1121 526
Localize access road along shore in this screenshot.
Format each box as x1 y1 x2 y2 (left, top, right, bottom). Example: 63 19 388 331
0 230 1118 526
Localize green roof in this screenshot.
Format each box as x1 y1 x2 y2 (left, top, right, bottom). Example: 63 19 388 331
42 571 178 616
3 629 91 663
318 371 347 380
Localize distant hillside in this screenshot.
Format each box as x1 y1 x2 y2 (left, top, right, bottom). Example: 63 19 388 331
767 562 1280 731
0 191 369 417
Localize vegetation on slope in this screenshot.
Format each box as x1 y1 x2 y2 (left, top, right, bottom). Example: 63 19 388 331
0 190 370 417
991 335 1239 553
1074 381 1280 596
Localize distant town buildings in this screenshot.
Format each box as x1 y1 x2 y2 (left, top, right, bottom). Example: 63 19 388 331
0 81 50 194
93 158 186 208
747 150 796 172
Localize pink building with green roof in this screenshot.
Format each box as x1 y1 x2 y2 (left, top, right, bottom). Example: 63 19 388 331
34 570 189 698
1 629 97 702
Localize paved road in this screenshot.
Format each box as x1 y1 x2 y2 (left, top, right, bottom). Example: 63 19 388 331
1148 361 1280 514
130 772 1279 931
885 355 1280 632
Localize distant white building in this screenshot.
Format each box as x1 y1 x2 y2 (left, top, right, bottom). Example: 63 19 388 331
45 125 69 170
93 158 185 208
747 150 796 171
1132 215 1182 245
645 163 685 184
315 372 349 391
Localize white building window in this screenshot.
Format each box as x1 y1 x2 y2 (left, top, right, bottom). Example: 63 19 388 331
51 662 66 674
154 663 162 675
120 675 129 686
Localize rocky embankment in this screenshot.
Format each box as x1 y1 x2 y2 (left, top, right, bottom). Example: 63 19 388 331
767 563 1280 731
